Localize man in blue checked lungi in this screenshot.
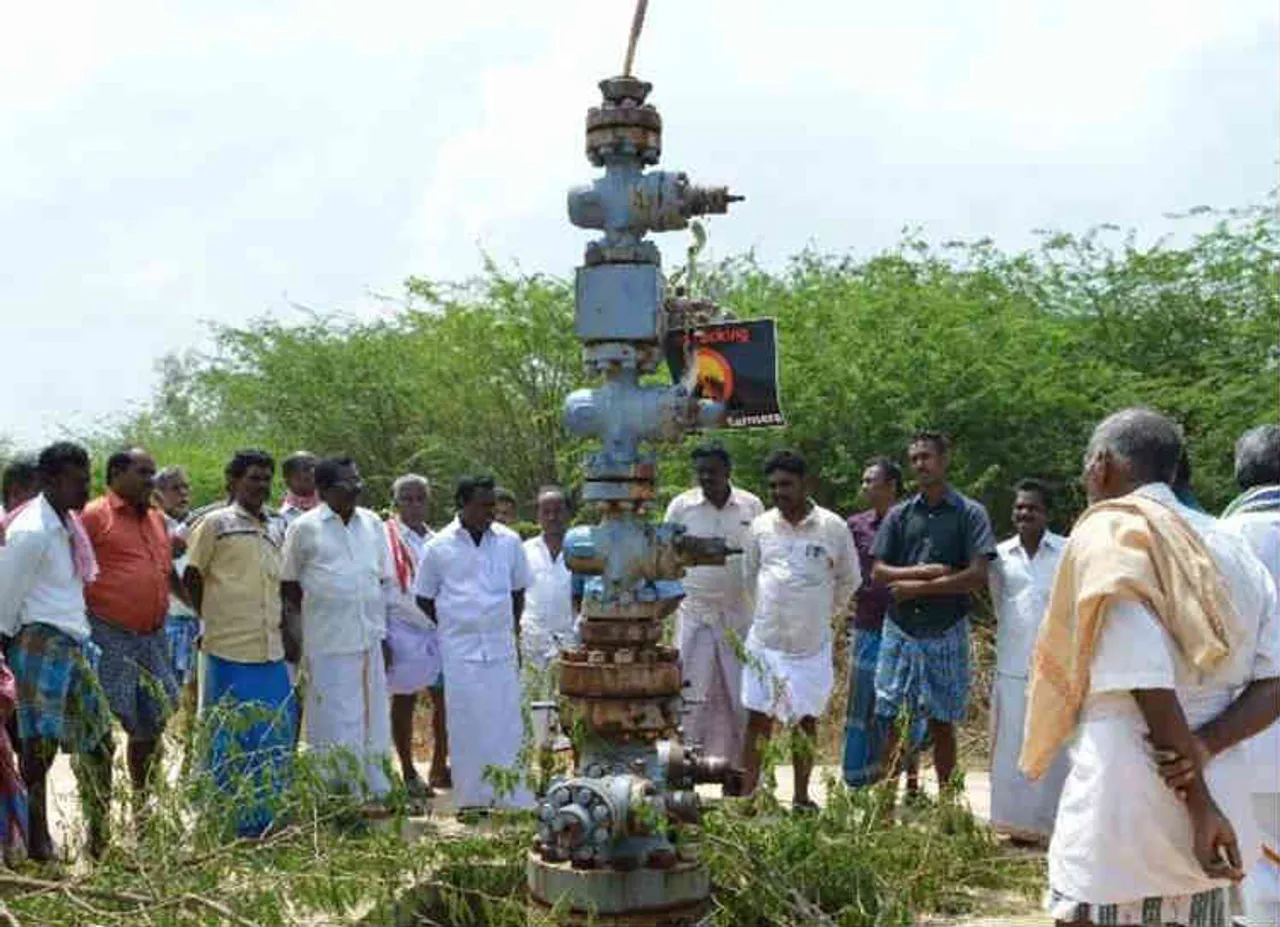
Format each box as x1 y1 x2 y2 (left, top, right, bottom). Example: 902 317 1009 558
0 442 114 861
184 449 295 837
842 457 924 792
871 431 996 803
81 448 182 820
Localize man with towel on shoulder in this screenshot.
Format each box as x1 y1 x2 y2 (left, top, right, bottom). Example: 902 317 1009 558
1023 409 1279 927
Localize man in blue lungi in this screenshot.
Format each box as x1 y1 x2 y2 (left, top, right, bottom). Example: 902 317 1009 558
184 449 295 836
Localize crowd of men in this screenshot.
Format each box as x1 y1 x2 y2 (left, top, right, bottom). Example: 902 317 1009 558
0 411 1274 927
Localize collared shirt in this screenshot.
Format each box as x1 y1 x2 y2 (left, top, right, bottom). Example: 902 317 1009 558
185 502 286 663
847 508 892 631
415 518 531 663
989 530 1066 677
383 518 434 630
280 504 390 657
664 486 764 628
743 503 860 655
0 494 91 641
81 491 172 633
872 486 997 638
1051 482 1280 902
521 534 575 658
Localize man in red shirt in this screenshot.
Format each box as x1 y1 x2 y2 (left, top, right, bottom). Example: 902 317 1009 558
82 448 180 812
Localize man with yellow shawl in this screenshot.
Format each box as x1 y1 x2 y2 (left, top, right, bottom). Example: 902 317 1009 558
1022 409 1279 927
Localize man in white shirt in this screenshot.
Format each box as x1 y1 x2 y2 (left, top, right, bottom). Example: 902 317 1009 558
1035 409 1280 927
381 473 447 797
521 486 577 678
987 478 1067 845
281 456 394 800
665 444 763 772
0 442 114 860
416 476 534 812
1219 424 1280 927
740 450 859 810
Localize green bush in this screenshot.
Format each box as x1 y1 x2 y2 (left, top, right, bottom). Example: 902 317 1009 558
75 204 1275 531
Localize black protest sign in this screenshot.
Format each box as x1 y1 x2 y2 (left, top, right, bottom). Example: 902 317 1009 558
665 318 786 428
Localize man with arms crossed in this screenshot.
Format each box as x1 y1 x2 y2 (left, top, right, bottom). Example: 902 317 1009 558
872 431 996 802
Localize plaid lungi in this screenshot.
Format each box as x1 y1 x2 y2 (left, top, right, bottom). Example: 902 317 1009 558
1047 885 1231 927
874 618 971 725
10 623 113 754
843 627 929 787
842 628 886 786
89 615 178 740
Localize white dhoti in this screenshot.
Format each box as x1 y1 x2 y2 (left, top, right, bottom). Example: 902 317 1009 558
385 616 442 695
741 632 834 724
442 642 534 810
303 645 392 798
1243 793 1280 927
989 672 1067 840
1244 719 1280 927
677 604 748 765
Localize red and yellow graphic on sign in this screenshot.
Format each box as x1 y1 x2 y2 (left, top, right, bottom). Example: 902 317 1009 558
694 348 734 403
665 317 785 429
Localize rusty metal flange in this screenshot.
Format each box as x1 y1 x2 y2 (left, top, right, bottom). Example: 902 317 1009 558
559 660 681 699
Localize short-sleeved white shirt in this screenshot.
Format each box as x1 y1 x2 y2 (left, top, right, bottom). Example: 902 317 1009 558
415 518 531 663
0 495 90 641
1049 482 1280 904
280 504 390 656
521 535 575 656
664 486 764 626
743 503 860 655
989 531 1066 677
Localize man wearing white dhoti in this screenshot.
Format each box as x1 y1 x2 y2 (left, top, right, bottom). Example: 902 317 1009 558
382 474 446 798
280 457 393 800
987 478 1067 846
740 450 859 811
664 444 763 772
416 476 534 813
1021 409 1280 927
520 486 577 679
1219 424 1280 927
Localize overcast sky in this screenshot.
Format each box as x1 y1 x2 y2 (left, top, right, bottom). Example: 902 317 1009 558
2 0 1276 447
